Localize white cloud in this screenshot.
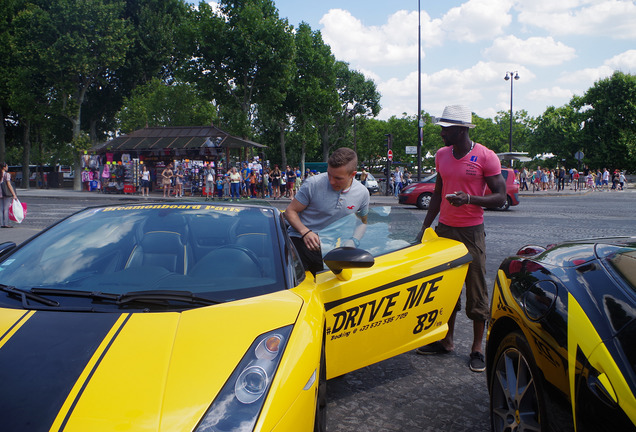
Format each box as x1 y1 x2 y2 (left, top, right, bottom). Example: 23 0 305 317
527 86 575 103
320 9 437 66
484 36 576 66
562 65 615 85
376 61 534 120
441 0 514 42
605 49 636 71
516 0 636 38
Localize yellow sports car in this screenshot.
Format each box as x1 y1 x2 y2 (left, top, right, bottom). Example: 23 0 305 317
0 203 470 431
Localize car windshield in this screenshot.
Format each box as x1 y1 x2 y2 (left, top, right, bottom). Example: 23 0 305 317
316 207 414 258
0 204 420 310
422 173 436 183
0 204 285 305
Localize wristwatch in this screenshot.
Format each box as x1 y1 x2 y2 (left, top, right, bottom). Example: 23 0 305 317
350 237 360 248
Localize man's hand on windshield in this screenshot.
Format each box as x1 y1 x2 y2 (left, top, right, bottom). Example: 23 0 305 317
303 230 321 251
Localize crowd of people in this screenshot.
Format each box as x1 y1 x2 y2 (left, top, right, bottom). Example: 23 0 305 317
516 165 628 192
168 159 321 202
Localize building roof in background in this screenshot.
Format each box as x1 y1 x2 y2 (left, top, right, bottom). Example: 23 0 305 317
91 126 266 153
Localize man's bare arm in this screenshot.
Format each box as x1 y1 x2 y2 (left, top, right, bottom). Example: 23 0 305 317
284 199 321 251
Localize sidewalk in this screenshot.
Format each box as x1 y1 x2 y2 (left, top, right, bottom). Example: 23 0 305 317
14 183 630 205
11 187 403 206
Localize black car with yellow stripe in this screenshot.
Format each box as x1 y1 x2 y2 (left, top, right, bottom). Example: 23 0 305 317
487 237 636 432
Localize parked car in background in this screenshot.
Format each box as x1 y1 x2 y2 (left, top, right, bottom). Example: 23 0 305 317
398 168 520 210
355 172 379 195
487 237 636 431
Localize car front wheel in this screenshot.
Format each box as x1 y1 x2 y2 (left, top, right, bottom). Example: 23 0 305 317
490 331 546 432
417 192 432 209
497 196 512 211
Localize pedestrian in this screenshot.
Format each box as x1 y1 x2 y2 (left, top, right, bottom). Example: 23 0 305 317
360 168 368 186
1 163 18 228
216 174 224 200
414 105 506 373
204 163 215 200
286 165 296 200
572 169 579 191
284 147 369 276
161 163 173 198
557 166 565 191
520 167 528 191
229 166 242 201
601 168 610 191
174 165 184 197
619 171 626 190
249 169 258 197
139 164 151 197
393 167 403 197
262 167 271 198
271 165 281 199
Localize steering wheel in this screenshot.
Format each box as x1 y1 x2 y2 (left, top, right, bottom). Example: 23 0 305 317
219 244 265 277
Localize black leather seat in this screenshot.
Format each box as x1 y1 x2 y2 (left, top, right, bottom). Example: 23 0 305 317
126 231 192 274
189 246 261 278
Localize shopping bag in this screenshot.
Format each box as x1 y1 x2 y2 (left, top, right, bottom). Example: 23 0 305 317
8 198 27 223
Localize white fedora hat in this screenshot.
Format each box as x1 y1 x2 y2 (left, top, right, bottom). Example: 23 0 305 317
435 105 475 128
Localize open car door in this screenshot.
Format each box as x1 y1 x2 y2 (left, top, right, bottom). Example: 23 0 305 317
316 214 470 380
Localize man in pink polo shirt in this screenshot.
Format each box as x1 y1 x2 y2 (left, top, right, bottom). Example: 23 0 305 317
415 105 506 372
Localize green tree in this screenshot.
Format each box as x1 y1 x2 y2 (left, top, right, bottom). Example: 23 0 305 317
578 71 636 171
471 114 506 153
282 22 338 170
527 103 583 168
83 0 189 146
0 0 23 164
187 0 295 140
18 0 133 189
491 109 533 155
356 117 390 170
317 61 381 161
6 1 52 184
116 78 217 133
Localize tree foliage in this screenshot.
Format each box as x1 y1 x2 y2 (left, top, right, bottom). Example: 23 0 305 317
578 71 636 170
117 78 217 132
2 0 636 186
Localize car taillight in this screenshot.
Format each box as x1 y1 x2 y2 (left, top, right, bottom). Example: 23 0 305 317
516 245 546 256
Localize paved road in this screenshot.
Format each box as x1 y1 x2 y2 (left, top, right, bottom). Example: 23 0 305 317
2 188 635 431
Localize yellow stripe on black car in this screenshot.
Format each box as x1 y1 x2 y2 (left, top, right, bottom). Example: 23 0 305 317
567 293 636 429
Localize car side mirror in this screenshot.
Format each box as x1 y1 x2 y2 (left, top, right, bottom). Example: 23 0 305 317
323 247 374 281
0 242 16 259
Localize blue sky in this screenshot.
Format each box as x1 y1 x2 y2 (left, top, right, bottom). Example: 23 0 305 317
193 1 636 121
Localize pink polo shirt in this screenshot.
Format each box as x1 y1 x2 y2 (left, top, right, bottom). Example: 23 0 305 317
436 142 501 227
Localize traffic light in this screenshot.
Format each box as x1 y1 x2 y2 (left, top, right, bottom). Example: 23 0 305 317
384 133 393 149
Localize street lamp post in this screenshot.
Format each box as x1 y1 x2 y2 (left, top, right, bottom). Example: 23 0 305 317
504 71 519 153
346 106 358 153
416 0 422 181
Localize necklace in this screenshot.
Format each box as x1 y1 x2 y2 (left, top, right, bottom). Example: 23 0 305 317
453 141 474 159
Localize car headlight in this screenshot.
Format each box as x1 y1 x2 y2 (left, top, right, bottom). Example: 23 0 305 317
402 186 416 194
195 325 292 432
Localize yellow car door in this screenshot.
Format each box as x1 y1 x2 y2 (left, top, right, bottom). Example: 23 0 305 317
318 229 470 379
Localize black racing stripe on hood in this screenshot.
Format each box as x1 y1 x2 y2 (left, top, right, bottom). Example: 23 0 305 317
0 311 122 432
